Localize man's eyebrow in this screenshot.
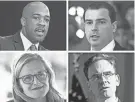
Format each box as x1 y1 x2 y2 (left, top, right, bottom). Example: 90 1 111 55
96 18 107 21
32 14 50 18
85 19 93 22
85 18 107 21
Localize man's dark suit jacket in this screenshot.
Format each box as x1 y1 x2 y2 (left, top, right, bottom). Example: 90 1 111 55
0 31 48 51
113 41 126 51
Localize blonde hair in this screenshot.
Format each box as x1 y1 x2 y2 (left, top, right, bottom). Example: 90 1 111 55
12 53 63 102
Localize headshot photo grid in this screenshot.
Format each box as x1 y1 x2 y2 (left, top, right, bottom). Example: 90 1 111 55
0 0 134 102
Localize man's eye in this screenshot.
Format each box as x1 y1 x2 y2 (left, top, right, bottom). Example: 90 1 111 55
104 72 113 77
85 21 93 25
92 74 99 80
99 21 106 24
33 16 40 20
45 18 50 23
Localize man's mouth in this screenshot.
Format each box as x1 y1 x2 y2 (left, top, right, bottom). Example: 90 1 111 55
35 28 45 33
90 35 100 40
100 87 109 91
90 35 99 38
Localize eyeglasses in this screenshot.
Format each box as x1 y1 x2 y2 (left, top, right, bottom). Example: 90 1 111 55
19 71 48 84
89 71 116 82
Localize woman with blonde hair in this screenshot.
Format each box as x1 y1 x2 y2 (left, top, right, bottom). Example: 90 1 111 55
9 53 64 102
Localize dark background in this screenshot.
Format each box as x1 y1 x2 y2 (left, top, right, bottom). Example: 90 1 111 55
69 53 134 102
0 1 66 50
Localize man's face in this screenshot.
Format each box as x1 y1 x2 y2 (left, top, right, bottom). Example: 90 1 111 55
85 8 116 49
22 3 50 44
88 60 120 99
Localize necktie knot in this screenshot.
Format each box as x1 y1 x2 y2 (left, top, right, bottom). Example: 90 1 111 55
29 44 37 51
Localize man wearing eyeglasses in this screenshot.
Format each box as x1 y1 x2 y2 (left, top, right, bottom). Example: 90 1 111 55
0 1 50 51
84 54 121 102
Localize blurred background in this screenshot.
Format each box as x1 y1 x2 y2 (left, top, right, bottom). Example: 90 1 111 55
68 1 134 50
0 52 67 102
69 53 134 102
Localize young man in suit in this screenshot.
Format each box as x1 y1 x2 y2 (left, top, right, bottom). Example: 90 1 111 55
0 1 50 51
84 1 125 51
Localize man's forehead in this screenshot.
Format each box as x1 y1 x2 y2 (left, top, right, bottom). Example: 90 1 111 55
22 2 50 17
88 60 115 74
85 8 110 21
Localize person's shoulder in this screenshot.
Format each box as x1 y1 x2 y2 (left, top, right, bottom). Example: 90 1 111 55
0 35 14 40
114 41 127 51
7 99 14 102
0 31 20 41
55 96 65 102
39 45 49 51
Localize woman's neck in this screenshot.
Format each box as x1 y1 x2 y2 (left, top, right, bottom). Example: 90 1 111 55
32 97 46 102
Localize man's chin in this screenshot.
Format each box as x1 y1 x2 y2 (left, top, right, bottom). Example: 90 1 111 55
90 41 100 47
35 36 45 42
99 93 110 99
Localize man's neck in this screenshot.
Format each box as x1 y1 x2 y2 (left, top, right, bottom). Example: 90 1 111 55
91 44 105 51
97 95 118 102
91 40 114 51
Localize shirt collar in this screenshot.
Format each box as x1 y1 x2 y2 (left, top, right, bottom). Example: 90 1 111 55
91 40 115 51
20 31 39 51
97 97 119 102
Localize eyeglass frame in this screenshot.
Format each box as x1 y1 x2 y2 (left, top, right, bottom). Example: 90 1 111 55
88 71 116 82
18 70 48 84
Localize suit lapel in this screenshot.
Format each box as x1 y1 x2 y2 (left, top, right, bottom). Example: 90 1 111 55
38 45 48 51
13 31 24 50
114 41 124 50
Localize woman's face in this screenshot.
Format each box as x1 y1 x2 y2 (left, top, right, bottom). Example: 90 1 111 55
19 60 49 98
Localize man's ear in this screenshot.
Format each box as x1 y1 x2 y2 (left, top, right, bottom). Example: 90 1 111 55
21 17 26 27
116 74 120 86
112 21 117 33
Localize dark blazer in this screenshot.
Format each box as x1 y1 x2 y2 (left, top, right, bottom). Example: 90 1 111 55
114 41 126 51
0 31 48 51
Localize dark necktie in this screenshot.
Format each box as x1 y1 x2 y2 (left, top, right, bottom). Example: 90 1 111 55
29 44 37 51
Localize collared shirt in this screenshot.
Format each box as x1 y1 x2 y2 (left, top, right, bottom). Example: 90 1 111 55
20 31 39 51
97 97 119 102
91 40 115 51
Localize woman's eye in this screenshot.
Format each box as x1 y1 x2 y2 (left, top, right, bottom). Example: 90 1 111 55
38 73 46 78
24 75 33 82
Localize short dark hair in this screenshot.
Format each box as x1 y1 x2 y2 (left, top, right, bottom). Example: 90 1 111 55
84 1 116 23
84 54 117 80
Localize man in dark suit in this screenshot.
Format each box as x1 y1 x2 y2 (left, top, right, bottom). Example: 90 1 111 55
0 1 50 51
84 1 125 51
84 54 121 102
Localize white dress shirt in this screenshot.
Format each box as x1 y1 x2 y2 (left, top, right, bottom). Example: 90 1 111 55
97 97 119 102
91 40 115 51
20 31 39 51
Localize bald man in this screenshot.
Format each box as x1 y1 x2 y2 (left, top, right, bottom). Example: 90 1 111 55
0 2 50 51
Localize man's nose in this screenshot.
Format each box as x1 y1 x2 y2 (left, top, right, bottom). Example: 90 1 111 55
38 18 46 26
91 22 98 31
99 75 108 84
